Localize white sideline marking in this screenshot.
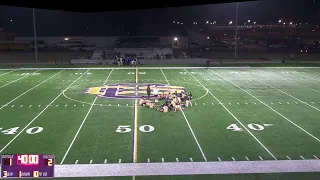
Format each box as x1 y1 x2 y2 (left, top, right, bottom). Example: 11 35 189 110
313 155 318 159
90 160 93 164
104 159 107 164
75 160 78 164
218 157 221 161
252 78 320 113
245 157 249 161
214 71 320 143
189 69 277 160
0 70 90 154
161 158 164 162
5 160 316 177
232 157 235 161
0 70 40 89
259 156 264 160
286 156 291 160
147 158 150 163
119 159 121 163
176 158 179 162
60 69 113 164
300 155 305 160
190 158 193 162
161 68 207 162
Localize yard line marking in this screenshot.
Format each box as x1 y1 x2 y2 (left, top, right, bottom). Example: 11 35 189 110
259 156 264 160
119 159 122 163
0 70 40 89
132 67 139 164
90 160 93 164
104 159 108 163
0 70 16 78
313 155 318 159
218 157 221 161
0 69 90 154
300 155 305 160
232 157 235 161
188 69 277 160
190 158 193 162
161 158 164 162
147 158 150 163
213 70 320 143
245 157 249 161
249 77 320 113
60 69 113 164
176 158 179 162
75 160 78 164
161 68 207 162
311 102 315 104
286 156 291 160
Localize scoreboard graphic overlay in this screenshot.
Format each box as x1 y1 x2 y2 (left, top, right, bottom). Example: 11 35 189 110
1 154 54 178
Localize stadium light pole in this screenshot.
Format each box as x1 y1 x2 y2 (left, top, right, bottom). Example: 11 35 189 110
32 8 38 62
234 2 239 61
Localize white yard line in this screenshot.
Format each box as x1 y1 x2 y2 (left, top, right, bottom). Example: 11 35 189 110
0 69 89 154
212 70 320 143
0 70 40 89
1 160 320 177
60 69 114 164
160 68 208 162
246 75 320 113
186 69 277 160
0 69 16 77
0 70 64 110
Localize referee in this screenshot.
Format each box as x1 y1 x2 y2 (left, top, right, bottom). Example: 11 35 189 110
146 84 151 99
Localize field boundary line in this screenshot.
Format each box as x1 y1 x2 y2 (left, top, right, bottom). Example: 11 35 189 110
1 160 316 177
160 68 208 161
185 69 277 160
0 67 317 71
0 70 64 110
0 70 40 89
0 69 90 154
212 70 320 143
60 69 114 164
133 67 139 163
246 72 320 113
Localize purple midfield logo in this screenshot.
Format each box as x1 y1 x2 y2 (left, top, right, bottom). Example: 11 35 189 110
84 83 186 99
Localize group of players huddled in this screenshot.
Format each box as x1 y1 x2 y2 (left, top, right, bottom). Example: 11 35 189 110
139 84 192 113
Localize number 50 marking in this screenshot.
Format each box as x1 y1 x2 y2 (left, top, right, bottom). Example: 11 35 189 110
116 125 154 133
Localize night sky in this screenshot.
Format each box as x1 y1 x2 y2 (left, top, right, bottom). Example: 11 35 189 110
0 0 319 36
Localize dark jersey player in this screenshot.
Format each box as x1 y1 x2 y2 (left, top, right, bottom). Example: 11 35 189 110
146 84 151 98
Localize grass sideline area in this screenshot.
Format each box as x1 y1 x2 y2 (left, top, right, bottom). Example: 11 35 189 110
0 67 319 179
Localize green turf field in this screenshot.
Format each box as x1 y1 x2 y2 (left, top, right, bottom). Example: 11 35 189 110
0 67 320 179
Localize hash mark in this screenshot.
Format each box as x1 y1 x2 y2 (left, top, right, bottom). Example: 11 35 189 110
161 158 164 162
65 104 67 107
217 157 221 161
245 102 248 104
20 105 23 107
311 102 315 104
82 104 84 106
313 155 318 159
195 103 197 105
90 160 93 164
11 105 14 107
38 105 41 107
176 158 179 162
254 102 257 104
74 104 76 106
147 158 150 163
56 105 59 107
75 160 78 164
126 104 128 106
190 157 193 162
300 155 305 160
259 156 264 160
29 105 32 107
108 104 111 106
287 102 290 104
118 104 120 106
245 157 249 161
295 102 298 104
270 102 273 104
279 102 282 104
286 156 291 160
212 103 214 105
100 104 102 106
231 157 235 161
104 159 107 163
229 103 231 105
237 102 239 105
203 103 205 105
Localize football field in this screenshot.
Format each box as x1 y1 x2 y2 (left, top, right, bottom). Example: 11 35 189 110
0 66 320 179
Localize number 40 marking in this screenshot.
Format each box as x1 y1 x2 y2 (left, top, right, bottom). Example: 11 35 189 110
227 123 273 131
